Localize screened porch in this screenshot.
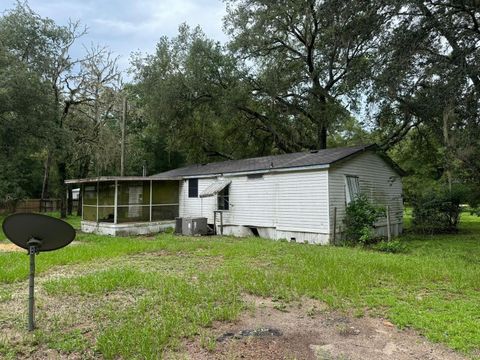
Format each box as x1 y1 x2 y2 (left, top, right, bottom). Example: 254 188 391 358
68 178 179 224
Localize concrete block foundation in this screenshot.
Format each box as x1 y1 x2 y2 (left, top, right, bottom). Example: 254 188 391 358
81 220 175 237
218 224 330 245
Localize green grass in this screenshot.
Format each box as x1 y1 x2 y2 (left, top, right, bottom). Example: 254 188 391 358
96 275 242 359
0 232 186 283
43 267 162 295
0 289 11 303
0 210 479 358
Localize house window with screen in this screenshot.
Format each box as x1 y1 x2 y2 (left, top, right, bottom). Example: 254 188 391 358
217 185 229 210
345 175 360 204
188 178 198 198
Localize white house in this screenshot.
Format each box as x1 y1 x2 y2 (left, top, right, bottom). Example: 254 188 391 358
66 144 404 243
154 144 404 244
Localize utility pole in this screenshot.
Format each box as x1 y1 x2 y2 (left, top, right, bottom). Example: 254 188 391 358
443 105 453 191
120 96 127 176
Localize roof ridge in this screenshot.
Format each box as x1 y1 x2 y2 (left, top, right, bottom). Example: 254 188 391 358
155 143 374 176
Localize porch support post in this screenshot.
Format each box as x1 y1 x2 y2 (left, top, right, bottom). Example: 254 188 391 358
81 184 84 221
149 180 153 222
114 180 118 224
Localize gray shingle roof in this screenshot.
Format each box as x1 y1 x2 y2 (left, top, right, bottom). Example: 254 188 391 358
152 144 401 179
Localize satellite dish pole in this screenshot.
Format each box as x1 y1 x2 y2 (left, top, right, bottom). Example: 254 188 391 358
27 238 41 331
2 213 76 331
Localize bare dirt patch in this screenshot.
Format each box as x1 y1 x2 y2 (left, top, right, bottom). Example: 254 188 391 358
178 295 467 360
0 243 23 252
0 263 143 360
0 241 82 253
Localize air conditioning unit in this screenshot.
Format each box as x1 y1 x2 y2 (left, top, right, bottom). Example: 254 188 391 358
179 217 208 236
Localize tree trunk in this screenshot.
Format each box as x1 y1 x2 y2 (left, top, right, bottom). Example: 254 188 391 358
67 185 73 215
443 105 454 191
120 96 127 176
318 125 327 149
40 151 51 210
316 94 328 149
57 161 67 218
76 157 90 217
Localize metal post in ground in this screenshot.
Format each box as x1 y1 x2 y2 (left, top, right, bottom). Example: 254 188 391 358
332 207 337 245
386 205 391 241
27 239 41 331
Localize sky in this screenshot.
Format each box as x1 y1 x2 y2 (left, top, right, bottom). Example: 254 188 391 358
0 0 228 70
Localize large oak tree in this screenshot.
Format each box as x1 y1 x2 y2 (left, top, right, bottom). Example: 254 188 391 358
225 0 388 149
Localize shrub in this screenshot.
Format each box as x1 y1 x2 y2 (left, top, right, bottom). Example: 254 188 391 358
470 207 480 217
371 240 407 254
164 226 175 234
343 194 385 245
411 186 467 234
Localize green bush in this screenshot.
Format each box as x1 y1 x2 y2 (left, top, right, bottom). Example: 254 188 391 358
411 186 467 234
343 194 385 245
470 207 480 217
371 240 407 254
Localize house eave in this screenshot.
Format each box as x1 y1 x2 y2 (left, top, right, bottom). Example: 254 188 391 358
65 175 182 184
175 163 331 179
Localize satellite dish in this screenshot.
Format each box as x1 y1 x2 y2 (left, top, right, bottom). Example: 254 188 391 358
3 213 76 251
2 213 76 331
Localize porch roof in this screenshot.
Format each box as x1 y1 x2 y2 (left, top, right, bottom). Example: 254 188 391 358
65 175 181 184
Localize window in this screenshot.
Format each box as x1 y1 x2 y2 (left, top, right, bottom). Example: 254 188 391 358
188 178 198 198
345 175 360 204
217 185 229 210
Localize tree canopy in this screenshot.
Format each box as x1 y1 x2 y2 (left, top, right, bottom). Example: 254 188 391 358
0 0 479 212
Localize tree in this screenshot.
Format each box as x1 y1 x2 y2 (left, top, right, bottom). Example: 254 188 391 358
369 0 480 196
225 0 388 149
134 24 279 165
0 43 52 207
134 18 375 167
0 2 122 217
0 2 88 216
67 45 122 178
65 46 122 214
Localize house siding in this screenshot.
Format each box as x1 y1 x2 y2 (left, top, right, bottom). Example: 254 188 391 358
179 179 216 222
178 150 402 244
328 151 403 239
229 170 330 233
179 169 330 243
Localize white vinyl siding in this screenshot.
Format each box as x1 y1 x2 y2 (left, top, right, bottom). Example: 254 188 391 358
228 170 329 233
179 179 217 223
328 151 403 234
179 169 330 233
178 150 402 241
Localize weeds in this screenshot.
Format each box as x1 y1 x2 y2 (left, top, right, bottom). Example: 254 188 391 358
0 212 479 357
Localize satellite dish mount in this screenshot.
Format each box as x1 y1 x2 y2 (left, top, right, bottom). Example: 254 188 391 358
2 213 75 331
27 238 42 331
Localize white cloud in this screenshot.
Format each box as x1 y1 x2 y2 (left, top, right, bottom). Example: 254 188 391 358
7 0 228 71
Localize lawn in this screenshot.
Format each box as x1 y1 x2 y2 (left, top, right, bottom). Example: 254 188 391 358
0 211 479 359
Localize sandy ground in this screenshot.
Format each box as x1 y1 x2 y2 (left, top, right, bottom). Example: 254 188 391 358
0 243 23 252
0 241 81 252
0 256 471 359
176 295 468 360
